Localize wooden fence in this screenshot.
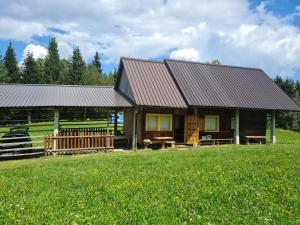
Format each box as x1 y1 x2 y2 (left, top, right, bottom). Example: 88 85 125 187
44 130 114 155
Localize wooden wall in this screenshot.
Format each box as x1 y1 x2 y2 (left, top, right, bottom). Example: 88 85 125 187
240 110 266 143
140 108 186 144
198 109 234 139
134 107 267 146
123 108 134 137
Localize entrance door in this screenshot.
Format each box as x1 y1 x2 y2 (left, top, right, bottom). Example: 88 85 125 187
174 115 185 143
186 115 199 145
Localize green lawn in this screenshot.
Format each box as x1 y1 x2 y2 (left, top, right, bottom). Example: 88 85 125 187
0 129 300 224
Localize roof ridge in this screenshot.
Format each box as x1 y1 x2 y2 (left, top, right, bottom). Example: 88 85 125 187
0 83 114 88
121 56 163 64
165 58 263 71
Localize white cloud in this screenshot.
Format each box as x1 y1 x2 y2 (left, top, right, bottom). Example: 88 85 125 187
181 26 196 35
0 0 300 78
170 48 200 61
0 18 46 41
23 44 47 59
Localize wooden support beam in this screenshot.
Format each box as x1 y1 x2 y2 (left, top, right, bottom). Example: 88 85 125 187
235 109 240 145
193 108 198 147
114 110 118 134
131 108 138 149
53 109 59 150
27 111 31 123
271 111 276 144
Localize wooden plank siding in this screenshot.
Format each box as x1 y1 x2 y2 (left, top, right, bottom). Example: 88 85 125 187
240 110 267 143
198 109 234 139
139 108 186 144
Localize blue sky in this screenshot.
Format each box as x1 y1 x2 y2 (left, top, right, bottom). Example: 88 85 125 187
1 0 300 79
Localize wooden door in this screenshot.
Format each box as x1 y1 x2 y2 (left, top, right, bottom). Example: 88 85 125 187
185 115 199 145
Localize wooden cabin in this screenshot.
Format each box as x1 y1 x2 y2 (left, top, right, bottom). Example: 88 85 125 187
0 57 299 156
115 57 300 148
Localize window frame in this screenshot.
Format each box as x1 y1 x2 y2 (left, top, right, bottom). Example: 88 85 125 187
205 115 220 132
145 113 173 131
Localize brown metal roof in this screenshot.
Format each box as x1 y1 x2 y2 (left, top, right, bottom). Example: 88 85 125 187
0 84 132 108
165 59 300 111
116 57 187 108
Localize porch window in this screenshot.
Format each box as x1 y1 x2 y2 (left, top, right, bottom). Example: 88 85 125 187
146 114 172 131
205 115 219 132
160 114 172 131
146 114 158 131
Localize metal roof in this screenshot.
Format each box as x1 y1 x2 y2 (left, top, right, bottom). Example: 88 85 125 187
165 59 300 111
116 57 187 108
0 84 132 108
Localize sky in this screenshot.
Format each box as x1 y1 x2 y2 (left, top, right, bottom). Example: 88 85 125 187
0 0 300 79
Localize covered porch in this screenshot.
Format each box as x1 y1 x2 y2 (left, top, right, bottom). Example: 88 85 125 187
131 107 277 149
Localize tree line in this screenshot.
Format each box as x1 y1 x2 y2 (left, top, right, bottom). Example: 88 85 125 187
274 75 300 131
0 38 117 85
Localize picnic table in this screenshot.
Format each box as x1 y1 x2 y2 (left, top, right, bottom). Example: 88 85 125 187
245 136 266 144
153 136 175 149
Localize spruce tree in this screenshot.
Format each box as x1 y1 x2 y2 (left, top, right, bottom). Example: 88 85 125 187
45 37 60 83
0 51 7 83
22 51 41 84
92 51 102 75
4 41 20 83
69 47 85 85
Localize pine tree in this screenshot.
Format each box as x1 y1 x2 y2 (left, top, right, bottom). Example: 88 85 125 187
92 51 102 75
4 41 20 83
22 51 41 84
69 47 85 85
0 51 7 83
44 37 60 83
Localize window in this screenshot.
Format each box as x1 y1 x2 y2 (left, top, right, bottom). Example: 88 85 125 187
205 115 219 132
146 114 172 131
146 114 158 131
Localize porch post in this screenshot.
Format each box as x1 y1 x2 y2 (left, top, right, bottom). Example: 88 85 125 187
132 108 138 149
193 107 198 147
235 109 240 145
27 111 31 123
53 109 59 150
114 110 118 134
271 111 276 144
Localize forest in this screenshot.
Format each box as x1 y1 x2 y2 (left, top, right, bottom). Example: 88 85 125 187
0 37 116 86
0 38 299 130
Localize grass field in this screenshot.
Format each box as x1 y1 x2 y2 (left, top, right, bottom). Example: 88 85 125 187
0 129 300 224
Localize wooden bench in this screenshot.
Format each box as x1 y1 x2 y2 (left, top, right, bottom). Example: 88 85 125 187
165 140 176 148
199 138 233 145
245 136 266 145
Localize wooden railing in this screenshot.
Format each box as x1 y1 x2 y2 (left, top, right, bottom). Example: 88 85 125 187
44 132 114 155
